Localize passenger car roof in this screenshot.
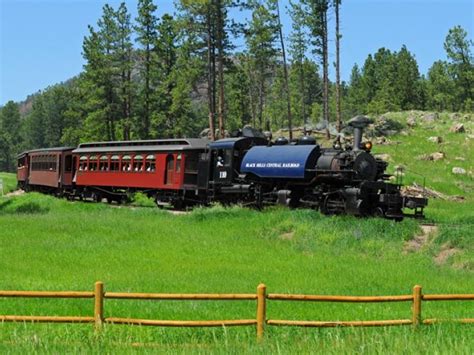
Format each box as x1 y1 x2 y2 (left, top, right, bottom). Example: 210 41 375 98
18 147 75 157
72 138 209 154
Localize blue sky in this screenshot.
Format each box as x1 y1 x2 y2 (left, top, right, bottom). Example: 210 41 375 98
0 0 472 105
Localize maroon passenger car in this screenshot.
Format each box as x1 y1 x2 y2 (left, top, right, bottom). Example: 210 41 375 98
18 147 75 193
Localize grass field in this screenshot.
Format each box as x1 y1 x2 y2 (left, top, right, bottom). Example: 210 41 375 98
0 112 473 353
0 172 17 194
0 191 473 353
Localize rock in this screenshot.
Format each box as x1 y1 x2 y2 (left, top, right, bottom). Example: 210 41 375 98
417 152 445 161
428 136 442 143
314 121 326 130
449 113 461 121
376 136 387 144
430 152 445 161
423 112 439 122
373 116 404 137
468 134 474 139
455 157 465 161
449 123 465 133
375 154 391 161
407 116 417 127
199 128 211 139
452 167 466 175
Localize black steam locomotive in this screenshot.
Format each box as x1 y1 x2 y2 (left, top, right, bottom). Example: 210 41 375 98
17 116 427 220
209 115 427 220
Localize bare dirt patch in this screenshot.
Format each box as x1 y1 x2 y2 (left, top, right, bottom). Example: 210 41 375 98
402 183 464 202
434 244 460 265
280 231 295 240
404 224 438 253
5 189 25 197
168 210 190 216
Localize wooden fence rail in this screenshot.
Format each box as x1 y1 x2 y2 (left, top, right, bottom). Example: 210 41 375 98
0 282 472 340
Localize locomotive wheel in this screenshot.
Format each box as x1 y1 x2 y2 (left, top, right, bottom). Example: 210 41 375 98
321 193 345 215
374 207 385 218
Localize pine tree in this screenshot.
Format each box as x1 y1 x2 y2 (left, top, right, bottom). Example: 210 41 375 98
23 95 47 149
301 0 330 137
81 4 123 141
116 2 134 140
444 26 474 110
394 45 422 110
289 0 309 130
0 101 21 171
426 60 456 111
245 0 279 130
135 0 159 139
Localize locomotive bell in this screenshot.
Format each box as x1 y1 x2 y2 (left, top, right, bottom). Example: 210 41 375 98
274 137 289 145
348 115 373 151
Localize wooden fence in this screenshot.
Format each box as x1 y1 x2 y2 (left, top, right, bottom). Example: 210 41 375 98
0 282 472 340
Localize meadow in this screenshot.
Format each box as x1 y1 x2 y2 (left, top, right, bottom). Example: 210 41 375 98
0 172 17 195
0 191 473 353
0 113 473 353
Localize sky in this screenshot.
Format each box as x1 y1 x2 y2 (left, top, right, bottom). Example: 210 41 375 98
0 0 473 105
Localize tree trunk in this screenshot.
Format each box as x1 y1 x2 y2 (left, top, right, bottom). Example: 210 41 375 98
216 0 225 139
276 0 293 140
323 9 330 140
300 62 306 134
144 42 150 139
206 8 216 141
258 76 265 130
335 1 342 133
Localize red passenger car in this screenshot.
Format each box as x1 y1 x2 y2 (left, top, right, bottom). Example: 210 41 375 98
71 139 209 206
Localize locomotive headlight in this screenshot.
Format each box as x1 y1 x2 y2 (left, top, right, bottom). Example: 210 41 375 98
364 141 372 151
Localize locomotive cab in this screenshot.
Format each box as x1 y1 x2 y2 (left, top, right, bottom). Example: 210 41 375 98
208 137 267 199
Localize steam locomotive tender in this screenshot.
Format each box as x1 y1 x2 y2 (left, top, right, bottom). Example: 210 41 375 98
17 116 427 220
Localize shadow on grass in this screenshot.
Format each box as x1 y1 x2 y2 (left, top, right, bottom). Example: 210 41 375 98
0 198 49 215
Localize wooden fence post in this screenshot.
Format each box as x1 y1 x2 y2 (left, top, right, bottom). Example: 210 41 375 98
94 281 104 330
256 283 266 341
412 285 422 327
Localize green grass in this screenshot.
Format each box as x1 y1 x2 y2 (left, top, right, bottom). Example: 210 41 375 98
0 172 17 194
0 193 473 353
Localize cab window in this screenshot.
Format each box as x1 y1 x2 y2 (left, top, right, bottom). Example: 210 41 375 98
215 149 232 167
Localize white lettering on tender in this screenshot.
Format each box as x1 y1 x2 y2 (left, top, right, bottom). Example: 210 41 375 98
245 162 300 168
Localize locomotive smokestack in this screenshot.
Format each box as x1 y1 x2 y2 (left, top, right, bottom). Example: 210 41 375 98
348 115 373 151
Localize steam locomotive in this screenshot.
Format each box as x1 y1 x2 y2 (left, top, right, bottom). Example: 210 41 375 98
17 116 427 220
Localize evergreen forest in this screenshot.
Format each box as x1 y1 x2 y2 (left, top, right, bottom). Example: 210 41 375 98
0 0 473 172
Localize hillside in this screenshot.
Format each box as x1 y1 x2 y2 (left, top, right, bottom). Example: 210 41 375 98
278 111 473 200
